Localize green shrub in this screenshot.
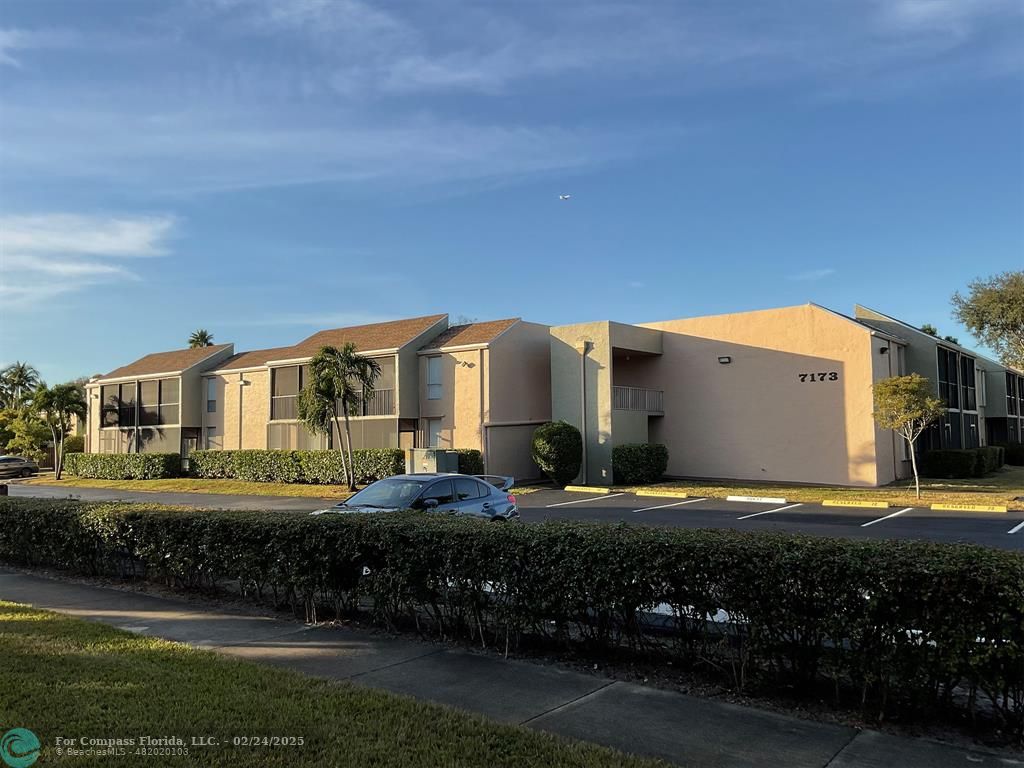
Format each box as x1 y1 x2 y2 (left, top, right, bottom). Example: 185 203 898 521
63 453 180 479
613 443 668 484
188 449 406 485
1004 443 1024 466
63 435 85 454
455 449 484 476
1 497 1021 736
923 449 979 478
531 422 582 487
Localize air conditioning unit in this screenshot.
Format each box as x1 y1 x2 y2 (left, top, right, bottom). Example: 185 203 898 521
406 448 459 474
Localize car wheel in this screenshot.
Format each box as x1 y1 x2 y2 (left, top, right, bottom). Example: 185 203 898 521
20 468 32 478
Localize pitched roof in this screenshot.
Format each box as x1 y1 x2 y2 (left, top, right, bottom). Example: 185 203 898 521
100 344 232 380
212 346 295 372
279 314 448 360
421 319 519 350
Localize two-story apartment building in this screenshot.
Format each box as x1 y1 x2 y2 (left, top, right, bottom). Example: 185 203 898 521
86 303 1023 486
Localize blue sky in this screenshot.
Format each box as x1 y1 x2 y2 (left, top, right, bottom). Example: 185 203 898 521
1 0 1022 383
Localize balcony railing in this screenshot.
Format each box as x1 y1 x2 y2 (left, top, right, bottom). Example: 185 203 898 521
356 388 394 417
613 385 664 413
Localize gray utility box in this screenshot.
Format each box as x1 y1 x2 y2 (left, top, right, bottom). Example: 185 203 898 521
406 448 460 474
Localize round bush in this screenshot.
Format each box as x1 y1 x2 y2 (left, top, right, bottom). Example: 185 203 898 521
531 421 582 487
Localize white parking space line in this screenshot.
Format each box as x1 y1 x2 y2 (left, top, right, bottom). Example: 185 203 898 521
634 498 707 513
861 507 914 528
1008 520 1024 535
546 493 626 508
737 503 803 520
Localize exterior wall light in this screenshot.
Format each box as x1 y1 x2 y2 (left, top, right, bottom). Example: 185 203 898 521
718 356 731 364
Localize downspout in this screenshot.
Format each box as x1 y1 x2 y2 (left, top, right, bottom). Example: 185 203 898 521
578 341 592 484
479 347 486 472
134 381 140 453
238 372 244 449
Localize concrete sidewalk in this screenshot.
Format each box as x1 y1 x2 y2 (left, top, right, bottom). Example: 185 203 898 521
0 568 1016 768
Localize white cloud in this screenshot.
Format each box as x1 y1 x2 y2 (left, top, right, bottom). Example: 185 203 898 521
0 213 175 309
218 311 393 328
788 268 836 282
0 27 78 67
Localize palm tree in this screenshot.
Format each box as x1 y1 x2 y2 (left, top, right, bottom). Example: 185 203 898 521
33 382 87 480
1 362 40 408
297 343 381 490
188 329 214 348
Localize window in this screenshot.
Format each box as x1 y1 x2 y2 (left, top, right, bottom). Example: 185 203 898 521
271 366 302 420
427 356 442 400
138 380 159 426
426 418 442 448
1009 373 1019 416
977 370 987 407
118 383 136 427
937 348 959 409
207 378 216 413
942 412 962 449
420 479 455 506
1018 376 1024 417
205 426 221 450
960 356 976 412
455 477 484 501
158 379 179 425
101 385 119 427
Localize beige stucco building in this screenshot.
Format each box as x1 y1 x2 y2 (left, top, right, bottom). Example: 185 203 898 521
86 304 1023 486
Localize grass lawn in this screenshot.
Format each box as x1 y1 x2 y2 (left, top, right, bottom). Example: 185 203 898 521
21 475 354 500
0 601 658 767
628 465 1024 510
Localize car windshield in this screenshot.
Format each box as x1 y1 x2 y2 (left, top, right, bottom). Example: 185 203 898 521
345 478 427 509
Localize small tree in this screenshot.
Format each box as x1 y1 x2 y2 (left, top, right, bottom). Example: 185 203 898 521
872 374 946 499
297 344 381 490
33 383 88 480
531 421 583 487
188 329 215 348
952 271 1024 370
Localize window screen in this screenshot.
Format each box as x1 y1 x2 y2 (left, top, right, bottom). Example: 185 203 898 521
158 379 179 425
139 380 159 426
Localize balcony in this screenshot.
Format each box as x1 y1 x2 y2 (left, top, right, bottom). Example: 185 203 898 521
613 386 663 413
356 388 395 417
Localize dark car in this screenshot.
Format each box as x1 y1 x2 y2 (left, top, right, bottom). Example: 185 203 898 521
0 455 39 478
312 473 518 521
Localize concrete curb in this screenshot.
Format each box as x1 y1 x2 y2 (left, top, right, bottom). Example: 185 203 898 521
563 485 612 495
634 489 689 498
931 503 1008 514
726 495 787 505
822 500 891 509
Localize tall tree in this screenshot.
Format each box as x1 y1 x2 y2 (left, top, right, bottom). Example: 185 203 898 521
952 271 1024 370
297 344 381 490
188 329 215 348
872 374 947 499
33 383 88 480
0 362 40 408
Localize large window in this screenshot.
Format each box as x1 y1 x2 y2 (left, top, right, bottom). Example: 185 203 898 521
207 378 217 413
138 378 179 426
1008 373 1018 416
963 414 979 449
117 383 136 426
101 385 120 427
271 365 308 420
427 356 442 400
960 356 977 412
1018 376 1024 417
937 348 959 409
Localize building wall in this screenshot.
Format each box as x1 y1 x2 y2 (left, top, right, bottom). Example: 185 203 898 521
639 305 885 487
398 317 450 419
206 369 271 450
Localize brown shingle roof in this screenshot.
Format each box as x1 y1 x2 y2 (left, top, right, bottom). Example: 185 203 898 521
100 344 232 380
213 346 295 372
421 319 519 350
280 314 448 360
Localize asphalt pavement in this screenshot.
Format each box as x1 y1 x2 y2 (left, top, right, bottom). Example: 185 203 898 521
5 483 1022 549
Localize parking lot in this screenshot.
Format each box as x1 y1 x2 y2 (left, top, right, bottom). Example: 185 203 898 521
517 489 1024 550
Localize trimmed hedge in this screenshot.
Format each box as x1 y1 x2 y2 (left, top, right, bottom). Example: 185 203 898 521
998 443 1024 467
531 422 582 487
63 453 181 479
63 435 85 454
1 498 1021 738
923 446 1005 478
189 449 406 485
613 443 668 484
455 449 484 476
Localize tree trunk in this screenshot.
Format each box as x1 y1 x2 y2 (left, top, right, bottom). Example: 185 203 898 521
908 438 921 500
343 403 356 491
51 425 62 481
333 413 350 488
